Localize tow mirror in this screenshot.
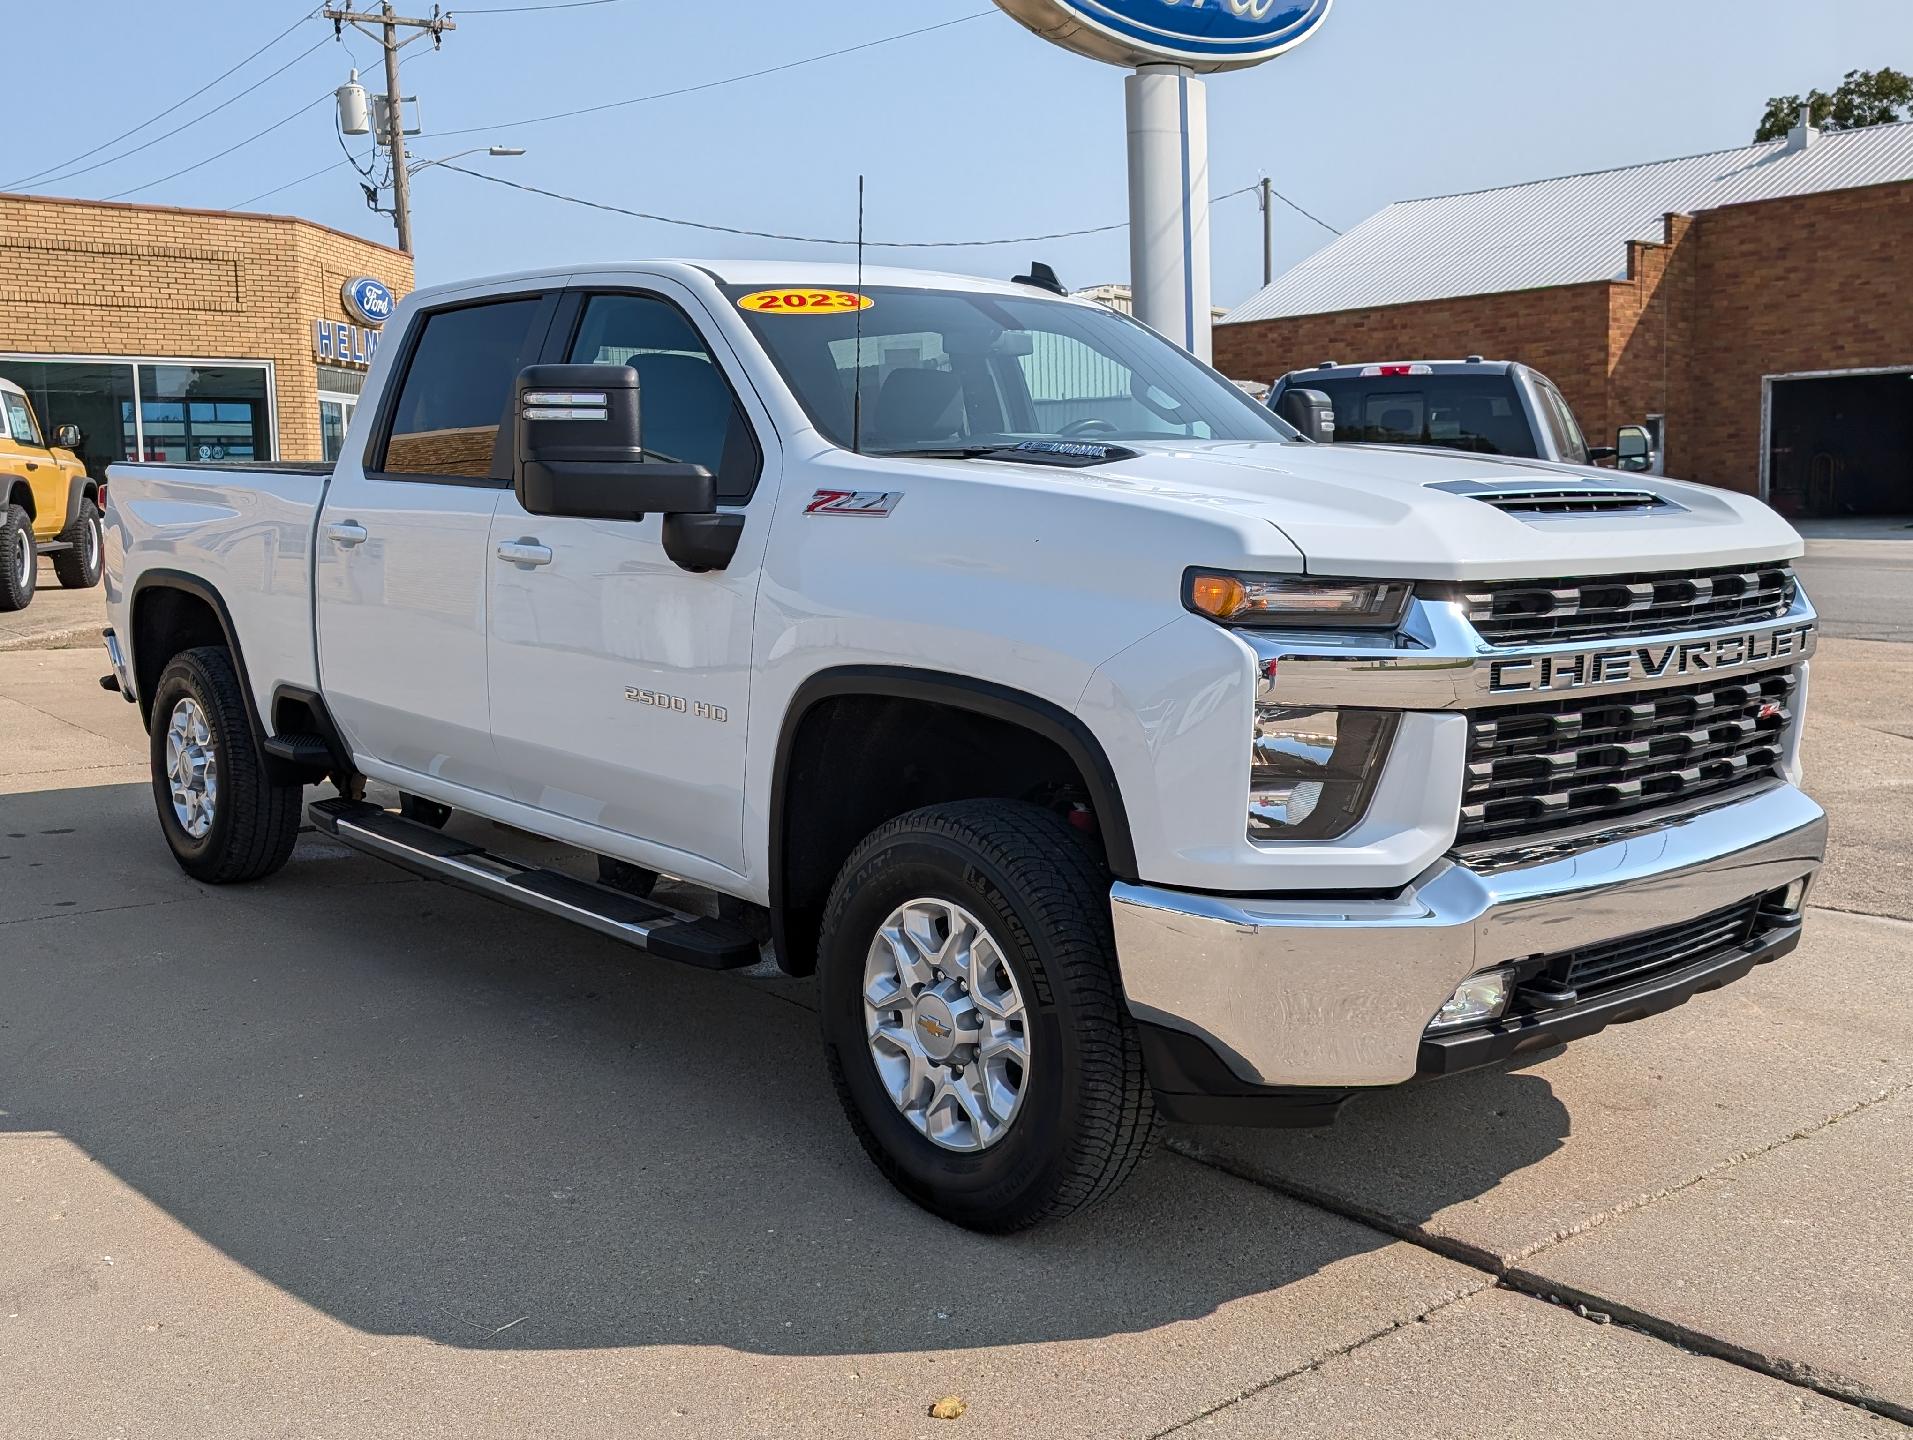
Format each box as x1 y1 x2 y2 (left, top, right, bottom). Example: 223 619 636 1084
1616 424 1653 473
1277 387 1336 444
511 363 744 573
53 423 83 450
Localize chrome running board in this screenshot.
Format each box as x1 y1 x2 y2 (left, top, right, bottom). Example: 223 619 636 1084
309 797 760 970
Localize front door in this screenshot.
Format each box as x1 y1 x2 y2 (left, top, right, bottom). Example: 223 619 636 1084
315 289 556 793
0 389 64 542
484 281 776 876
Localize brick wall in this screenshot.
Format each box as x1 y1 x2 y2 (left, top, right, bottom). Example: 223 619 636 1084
1681 181 1913 494
1214 179 1913 496
0 192 412 460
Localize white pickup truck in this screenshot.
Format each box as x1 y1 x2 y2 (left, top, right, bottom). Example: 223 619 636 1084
102 260 1825 1232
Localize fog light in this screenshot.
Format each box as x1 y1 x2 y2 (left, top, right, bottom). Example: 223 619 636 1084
1767 877 1810 917
1427 968 1515 1033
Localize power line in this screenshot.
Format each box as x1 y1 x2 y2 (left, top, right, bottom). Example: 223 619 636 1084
29 33 335 192
453 0 630 10
1265 181 1341 237
438 162 1263 249
6 5 322 189
419 11 995 140
231 157 357 211
105 93 336 201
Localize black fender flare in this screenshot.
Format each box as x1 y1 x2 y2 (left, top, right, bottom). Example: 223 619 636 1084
767 665 1140 967
128 570 275 760
60 471 98 533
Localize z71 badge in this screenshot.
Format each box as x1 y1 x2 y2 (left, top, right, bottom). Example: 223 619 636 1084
805 490 901 517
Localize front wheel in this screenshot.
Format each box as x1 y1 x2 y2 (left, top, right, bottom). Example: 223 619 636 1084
818 800 1158 1232
149 646 302 884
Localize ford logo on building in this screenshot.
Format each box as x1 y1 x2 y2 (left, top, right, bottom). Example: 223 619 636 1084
993 0 1332 71
341 276 396 328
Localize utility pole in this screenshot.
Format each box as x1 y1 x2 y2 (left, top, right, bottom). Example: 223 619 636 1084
1258 177 1274 287
323 4 454 252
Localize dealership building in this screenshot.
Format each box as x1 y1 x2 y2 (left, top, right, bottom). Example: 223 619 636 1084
0 191 412 478
1216 121 1913 516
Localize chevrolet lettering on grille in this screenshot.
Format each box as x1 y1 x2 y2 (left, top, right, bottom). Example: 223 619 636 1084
1487 621 1817 696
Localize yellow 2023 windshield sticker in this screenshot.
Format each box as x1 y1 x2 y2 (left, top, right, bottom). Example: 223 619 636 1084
737 289 873 315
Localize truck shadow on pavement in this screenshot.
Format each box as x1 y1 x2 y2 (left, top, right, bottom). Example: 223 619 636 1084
0 782 1570 1355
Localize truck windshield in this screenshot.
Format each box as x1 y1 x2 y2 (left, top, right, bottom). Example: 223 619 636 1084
724 284 1295 453
1296 374 1539 458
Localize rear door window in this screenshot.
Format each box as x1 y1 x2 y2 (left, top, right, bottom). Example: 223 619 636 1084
379 297 547 480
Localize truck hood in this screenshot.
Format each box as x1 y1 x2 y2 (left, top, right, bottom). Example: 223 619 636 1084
1040 439 1804 580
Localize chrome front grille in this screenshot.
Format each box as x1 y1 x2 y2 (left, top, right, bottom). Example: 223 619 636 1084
1464 563 1797 646
1459 671 1795 843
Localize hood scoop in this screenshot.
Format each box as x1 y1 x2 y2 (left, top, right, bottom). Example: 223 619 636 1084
1428 477 1681 519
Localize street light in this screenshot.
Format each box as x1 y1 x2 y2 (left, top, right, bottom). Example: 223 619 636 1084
407 145 525 176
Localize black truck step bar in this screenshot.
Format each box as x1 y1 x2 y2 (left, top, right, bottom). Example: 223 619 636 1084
308 797 761 970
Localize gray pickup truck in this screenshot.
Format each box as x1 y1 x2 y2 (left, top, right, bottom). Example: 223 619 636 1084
1269 358 1657 472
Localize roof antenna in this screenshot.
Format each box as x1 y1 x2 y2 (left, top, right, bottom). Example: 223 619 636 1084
852 174 866 456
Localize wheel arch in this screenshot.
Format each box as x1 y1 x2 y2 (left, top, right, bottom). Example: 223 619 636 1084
128 571 265 742
768 666 1138 976
5 478 33 520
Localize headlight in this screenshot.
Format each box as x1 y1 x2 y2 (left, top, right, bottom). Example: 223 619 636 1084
1249 705 1398 843
1186 569 1412 629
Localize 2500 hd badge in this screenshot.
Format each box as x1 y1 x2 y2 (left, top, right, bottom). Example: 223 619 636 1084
1488 620 1817 695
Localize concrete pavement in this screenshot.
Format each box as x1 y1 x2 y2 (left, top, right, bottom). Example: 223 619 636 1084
0 559 106 652
3 631 1911 1435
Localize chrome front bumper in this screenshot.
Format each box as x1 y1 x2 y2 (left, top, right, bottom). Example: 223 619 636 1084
1112 781 1827 1089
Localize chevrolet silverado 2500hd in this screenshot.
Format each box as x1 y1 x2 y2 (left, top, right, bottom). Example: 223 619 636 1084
101 261 1825 1232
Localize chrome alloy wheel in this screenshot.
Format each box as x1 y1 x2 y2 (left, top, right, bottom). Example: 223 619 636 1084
863 897 1030 1152
165 697 218 839
10 529 27 589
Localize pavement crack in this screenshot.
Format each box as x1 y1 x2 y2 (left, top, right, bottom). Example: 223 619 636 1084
1810 903 1913 929
0 896 191 928
1170 1081 1912 1425
1143 1289 1480 1438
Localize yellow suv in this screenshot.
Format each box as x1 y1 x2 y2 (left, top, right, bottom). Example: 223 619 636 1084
1 376 101 611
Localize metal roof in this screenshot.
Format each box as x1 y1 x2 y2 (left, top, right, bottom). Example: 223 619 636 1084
1223 120 1913 325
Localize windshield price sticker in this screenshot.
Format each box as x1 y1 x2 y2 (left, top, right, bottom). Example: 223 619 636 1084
738 289 874 315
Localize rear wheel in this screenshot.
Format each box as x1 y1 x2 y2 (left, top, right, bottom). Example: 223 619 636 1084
818 800 1158 1232
52 499 102 589
149 646 302 884
0 504 35 612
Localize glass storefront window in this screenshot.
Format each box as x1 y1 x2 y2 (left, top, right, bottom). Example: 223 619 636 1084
0 359 139 478
138 364 271 463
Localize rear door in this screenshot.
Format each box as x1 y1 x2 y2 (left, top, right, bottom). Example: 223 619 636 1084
483 278 776 875
315 288 558 792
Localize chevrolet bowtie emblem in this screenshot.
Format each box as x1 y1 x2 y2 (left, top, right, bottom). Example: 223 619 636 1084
917 1016 952 1039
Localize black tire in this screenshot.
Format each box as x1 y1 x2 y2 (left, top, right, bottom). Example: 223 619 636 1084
0 503 36 612
818 800 1159 1232
148 646 302 884
399 792 453 829
52 498 102 589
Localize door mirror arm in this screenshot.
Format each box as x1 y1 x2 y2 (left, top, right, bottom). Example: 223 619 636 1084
511 363 743 573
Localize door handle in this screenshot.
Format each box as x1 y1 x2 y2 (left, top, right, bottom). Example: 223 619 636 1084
24 461 38 470
326 521 369 548
496 539 554 569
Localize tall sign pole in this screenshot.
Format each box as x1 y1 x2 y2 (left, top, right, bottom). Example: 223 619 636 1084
993 0 1332 359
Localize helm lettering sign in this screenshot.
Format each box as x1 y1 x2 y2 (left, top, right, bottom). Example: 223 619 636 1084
992 0 1332 71
341 276 396 329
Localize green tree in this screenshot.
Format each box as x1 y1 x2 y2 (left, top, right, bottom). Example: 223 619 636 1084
1756 67 1913 141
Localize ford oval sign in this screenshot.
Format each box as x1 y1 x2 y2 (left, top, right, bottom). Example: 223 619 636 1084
341 276 396 329
994 0 1331 71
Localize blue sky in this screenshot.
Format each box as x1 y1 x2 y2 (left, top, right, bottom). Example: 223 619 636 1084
13 0 1911 304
